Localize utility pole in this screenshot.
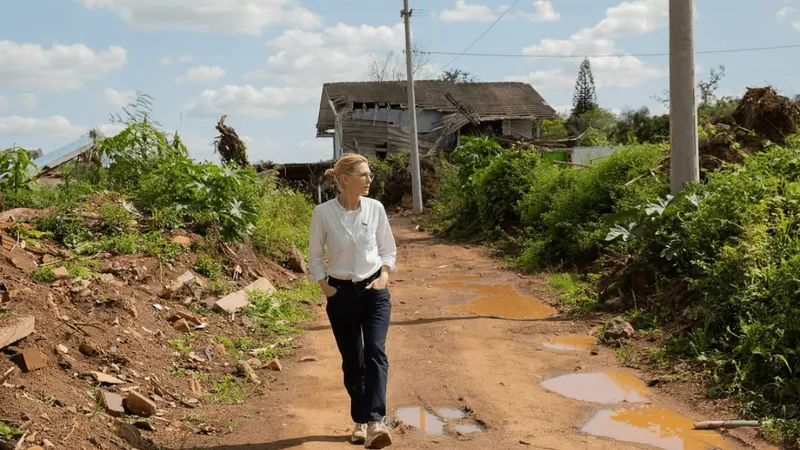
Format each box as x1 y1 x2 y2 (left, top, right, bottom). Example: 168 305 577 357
669 0 699 194
402 0 423 214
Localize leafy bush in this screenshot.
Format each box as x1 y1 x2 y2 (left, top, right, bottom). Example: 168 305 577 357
432 136 536 238
252 184 314 262
516 144 668 268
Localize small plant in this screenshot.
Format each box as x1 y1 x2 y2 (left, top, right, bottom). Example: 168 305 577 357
203 374 249 404
193 253 224 278
244 281 318 335
0 421 24 441
169 332 198 355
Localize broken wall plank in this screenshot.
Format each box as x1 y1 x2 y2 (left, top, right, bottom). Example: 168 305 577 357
0 316 35 349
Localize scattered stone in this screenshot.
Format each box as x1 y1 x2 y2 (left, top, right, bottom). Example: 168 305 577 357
0 315 35 349
246 358 263 369
520 435 534 445
189 376 203 397
90 371 125 385
9 254 37 271
167 311 202 327
19 348 47 372
114 421 142 447
161 271 197 299
52 266 69 279
79 341 102 358
124 391 157 417
42 440 55 449
28 446 45 450
172 319 192 333
55 344 69 355
172 236 192 247
604 316 636 340
287 246 308 274
187 352 206 363
213 277 276 313
134 421 155 432
56 355 71 370
300 356 318 363
98 390 125 417
266 359 282 372
236 361 261 385
66 406 77 414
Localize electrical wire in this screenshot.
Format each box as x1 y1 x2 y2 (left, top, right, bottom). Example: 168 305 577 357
418 44 800 60
440 0 521 70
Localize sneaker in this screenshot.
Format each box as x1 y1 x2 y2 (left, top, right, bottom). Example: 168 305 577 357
364 421 392 449
350 423 367 444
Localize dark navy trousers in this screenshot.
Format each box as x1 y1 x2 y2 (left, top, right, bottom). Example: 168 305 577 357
326 272 392 423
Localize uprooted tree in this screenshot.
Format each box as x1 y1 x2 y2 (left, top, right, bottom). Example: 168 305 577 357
215 115 249 167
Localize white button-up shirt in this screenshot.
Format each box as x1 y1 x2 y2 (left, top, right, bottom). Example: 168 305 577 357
308 197 397 282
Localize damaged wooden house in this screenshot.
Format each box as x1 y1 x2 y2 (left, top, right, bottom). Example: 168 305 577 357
316 80 557 159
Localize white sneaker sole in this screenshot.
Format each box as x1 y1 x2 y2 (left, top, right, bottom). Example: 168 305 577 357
365 431 392 449
351 435 366 445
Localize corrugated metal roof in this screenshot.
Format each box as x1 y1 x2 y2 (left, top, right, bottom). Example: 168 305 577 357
317 80 557 134
31 136 94 173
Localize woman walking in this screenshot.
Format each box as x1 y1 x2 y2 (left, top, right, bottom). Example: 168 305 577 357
308 153 397 449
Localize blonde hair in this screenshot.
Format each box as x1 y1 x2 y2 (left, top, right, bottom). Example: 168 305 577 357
326 153 368 191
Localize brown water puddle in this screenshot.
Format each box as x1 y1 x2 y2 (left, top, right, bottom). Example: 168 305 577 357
540 372 649 404
395 407 484 436
539 335 597 351
395 407 445 436
582 406 729 450
443 282 557 319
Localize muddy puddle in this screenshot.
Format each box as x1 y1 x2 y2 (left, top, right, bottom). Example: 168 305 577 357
441 282 557 319
539 335 597 351
394 407 484 437
540 372 649 404
582 406 729 450
395 407 445 436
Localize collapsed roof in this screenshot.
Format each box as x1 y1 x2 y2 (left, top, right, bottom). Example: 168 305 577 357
316 80 557 135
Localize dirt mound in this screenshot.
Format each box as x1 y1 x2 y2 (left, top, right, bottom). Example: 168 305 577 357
0 219 311 449
699 87 800 170
730 87 800 145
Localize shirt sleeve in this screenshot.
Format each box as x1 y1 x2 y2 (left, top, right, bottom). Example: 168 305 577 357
375 202 397 273
308 206 327 282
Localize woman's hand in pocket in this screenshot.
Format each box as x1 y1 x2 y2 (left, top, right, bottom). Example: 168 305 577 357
366 272 389 290
320 281 338 297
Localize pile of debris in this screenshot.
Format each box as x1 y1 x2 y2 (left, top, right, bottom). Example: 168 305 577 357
701 87 800 170
0 214 313 450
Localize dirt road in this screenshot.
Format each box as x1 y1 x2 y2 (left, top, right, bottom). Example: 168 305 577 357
174 219 766 450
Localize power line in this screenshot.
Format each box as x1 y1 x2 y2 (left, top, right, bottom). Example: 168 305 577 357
440 0 521 70
418 43 800 60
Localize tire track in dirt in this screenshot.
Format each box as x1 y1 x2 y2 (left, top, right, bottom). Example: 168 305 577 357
176 218 767 450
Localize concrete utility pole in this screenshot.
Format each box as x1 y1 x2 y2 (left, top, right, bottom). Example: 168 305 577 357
402 0 423 214
669 0 699 194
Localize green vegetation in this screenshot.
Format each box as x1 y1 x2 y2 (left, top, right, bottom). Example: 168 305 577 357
203 374 251 405
432 127 800 444
0 421 23 441
245 280 319 335
168 332 198 355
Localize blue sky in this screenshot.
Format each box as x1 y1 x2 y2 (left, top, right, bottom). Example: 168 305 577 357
1 0 799 164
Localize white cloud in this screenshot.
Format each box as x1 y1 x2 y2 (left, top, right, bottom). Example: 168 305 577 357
777 6 795 21
160 56 172 66
102 88 135 108
793 19 800 31
182 85 317 119
439 1 497 22
250 23 409 87
18 94 38 109
173 65 226 84
0 115 126 145
0 96 9 109
76 0 322 35
0 115 82 139
508 56 666 93
519 1 560 22
511 0 666 95
0 41 127 92
186 22 435 120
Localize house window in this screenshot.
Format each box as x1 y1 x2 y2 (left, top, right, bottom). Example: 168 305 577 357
375 150 388 160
